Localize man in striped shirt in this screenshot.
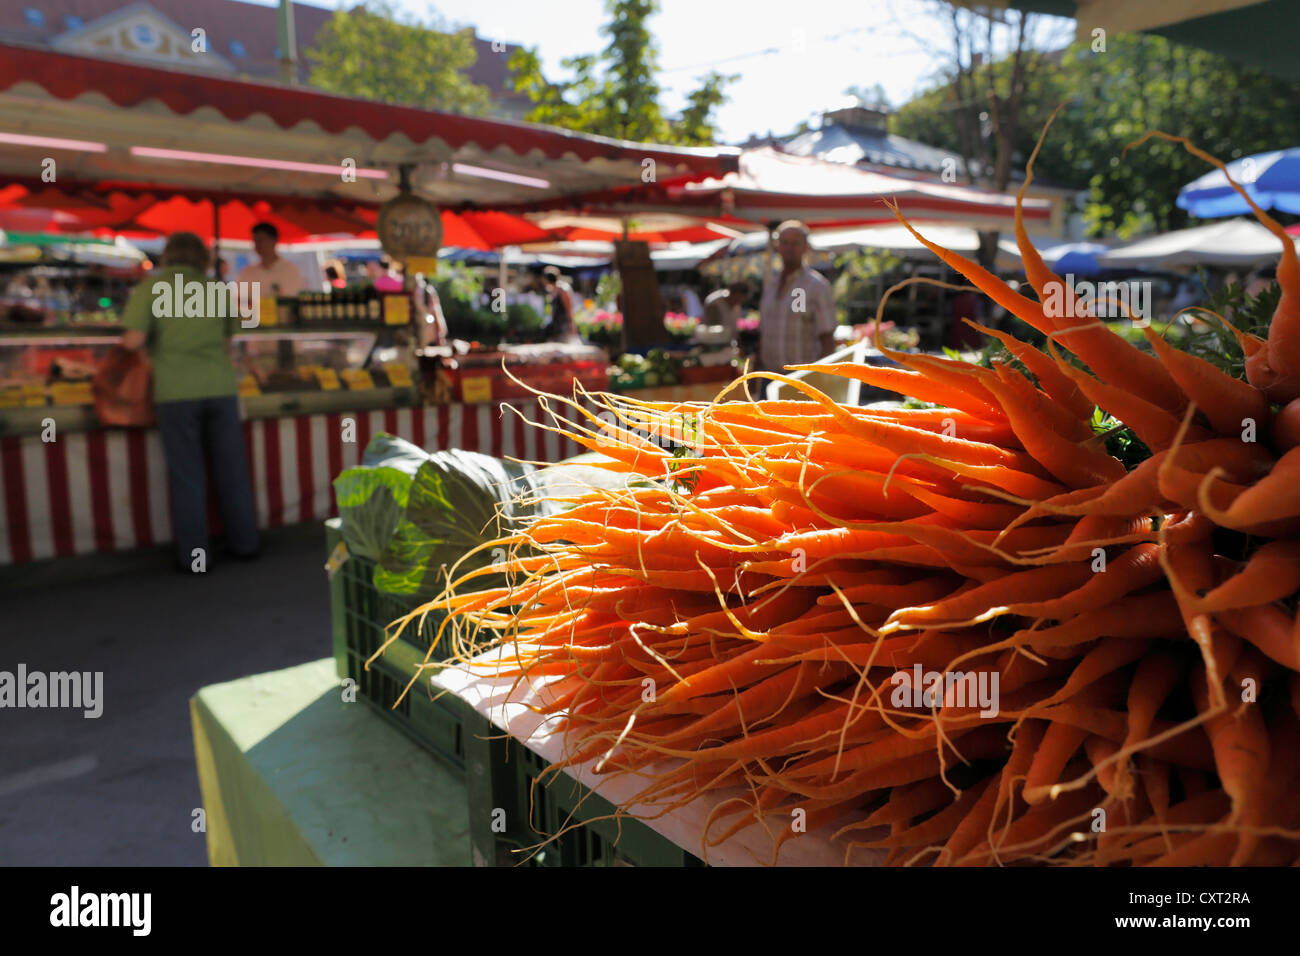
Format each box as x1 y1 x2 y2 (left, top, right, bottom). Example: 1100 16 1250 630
758 220 837 374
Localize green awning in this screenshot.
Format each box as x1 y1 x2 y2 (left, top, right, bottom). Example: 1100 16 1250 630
1 232 115 247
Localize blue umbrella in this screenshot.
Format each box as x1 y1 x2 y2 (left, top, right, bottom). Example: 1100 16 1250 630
1178 148 1300 218
1042 241 1111 276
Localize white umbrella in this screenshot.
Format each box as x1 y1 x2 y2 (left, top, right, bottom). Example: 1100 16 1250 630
1098 219 1293 269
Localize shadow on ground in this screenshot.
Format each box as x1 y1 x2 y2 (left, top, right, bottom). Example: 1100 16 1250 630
0 523 332 865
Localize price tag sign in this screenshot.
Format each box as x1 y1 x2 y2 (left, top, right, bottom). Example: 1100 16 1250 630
237 375 261 397
258 296 279 327
52 382 94 405
461 376 493 403
0 388 22 408
340 369 375 390
384 362 414 387
406 256 438 278
324 540 350 579
383 295 411 326
23 384 46 407
314 368 341 391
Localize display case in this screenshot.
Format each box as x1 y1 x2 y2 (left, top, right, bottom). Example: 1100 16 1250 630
419 341 610 404
0 322 422 437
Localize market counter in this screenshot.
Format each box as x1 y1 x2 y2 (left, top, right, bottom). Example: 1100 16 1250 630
191 657 471 866
0 397 594 565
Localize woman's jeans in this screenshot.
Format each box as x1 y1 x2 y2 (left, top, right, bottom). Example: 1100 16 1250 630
155 395 259 567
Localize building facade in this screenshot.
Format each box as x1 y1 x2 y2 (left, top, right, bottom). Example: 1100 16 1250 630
0 0 532 119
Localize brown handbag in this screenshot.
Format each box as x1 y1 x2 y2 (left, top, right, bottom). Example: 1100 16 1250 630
93 345 156 427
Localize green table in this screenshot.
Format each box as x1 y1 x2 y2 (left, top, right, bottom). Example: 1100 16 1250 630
191 658 471 866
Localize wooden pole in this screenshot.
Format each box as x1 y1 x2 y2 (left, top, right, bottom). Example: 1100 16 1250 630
212 200 221 279
278 0 298 85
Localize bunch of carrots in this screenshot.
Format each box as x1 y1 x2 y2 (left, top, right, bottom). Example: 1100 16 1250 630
397 131 1300 866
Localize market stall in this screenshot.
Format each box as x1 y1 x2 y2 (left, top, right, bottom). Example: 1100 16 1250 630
0 43 740 567
504 145 1054 230
1097 217 1300 269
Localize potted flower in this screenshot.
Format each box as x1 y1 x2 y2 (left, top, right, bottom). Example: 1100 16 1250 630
663 312 698 343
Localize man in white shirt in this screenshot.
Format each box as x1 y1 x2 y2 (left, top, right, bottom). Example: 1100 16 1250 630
758 220 836 374
236 222 307 299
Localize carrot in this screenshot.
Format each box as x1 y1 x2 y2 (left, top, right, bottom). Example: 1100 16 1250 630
1002 543 1164 620
912 775 1000 860
964 318 1094 421
904 453 1068 501
1022 721 1089 805
975 719 1047 858
1137 755 1172 846
786 362 1006 422
1117 652 1183 794
1129 130 1300 397
882 776 998 865
887 200 1187 412
987 359 1094 444
1143 829 1238 867
1196 445 1300 535
966 366 1126 488
882 562 1096 632
1015 592 1185 653
1215 602 1300 671
1193 541 1300 612
1272 397 1300 453
1191 665 1271 862
957 785 1101 866
1046 340 1208 451
1143 326 1270 437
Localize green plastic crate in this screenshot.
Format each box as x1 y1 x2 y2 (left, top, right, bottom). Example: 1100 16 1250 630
328 519 702 865
327 519 465 767
461 705 705 867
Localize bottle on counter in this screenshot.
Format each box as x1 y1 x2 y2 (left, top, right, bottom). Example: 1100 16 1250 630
276 295 296 327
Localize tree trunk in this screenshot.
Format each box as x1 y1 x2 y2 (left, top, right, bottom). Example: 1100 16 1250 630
976 230 1000 272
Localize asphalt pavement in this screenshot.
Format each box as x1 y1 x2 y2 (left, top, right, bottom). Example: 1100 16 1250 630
0 524 332 865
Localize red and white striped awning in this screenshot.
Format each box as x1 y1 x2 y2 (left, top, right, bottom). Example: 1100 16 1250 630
0 43 739 212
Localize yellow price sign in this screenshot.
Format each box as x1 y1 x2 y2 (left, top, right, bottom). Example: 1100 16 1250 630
460 376 493 403
23 384 46 407
324 540 350 579
383 295 411 326
384 362 413 387
340 369 374 390
258 296 279 327
405 256 438 278
51 382 94 406
0 389 22 408
237 375 261 397
314 368 341 391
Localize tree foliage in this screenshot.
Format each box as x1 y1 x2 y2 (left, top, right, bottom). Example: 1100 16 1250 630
894 30 1300 238
305 1 491 114
508 0 735 145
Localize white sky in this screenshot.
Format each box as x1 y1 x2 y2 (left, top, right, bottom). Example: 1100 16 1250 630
273 0 1075 143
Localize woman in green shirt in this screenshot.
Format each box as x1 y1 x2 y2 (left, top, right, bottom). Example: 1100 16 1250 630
121 232 259 572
